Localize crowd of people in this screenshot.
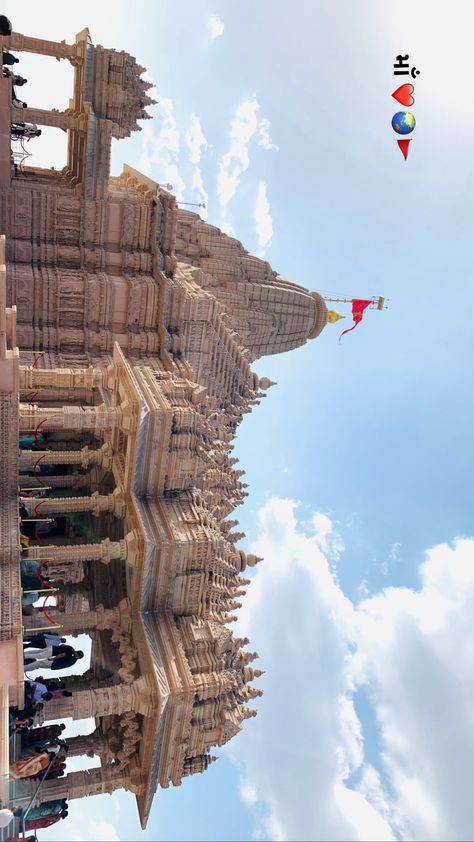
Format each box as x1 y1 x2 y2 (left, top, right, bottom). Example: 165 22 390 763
5 714 71 833
19 430 63 618
5 620 79 833
1 14 42 183
3 425 86 837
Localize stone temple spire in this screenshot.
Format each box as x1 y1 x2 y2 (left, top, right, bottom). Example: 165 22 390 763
174 209 329 360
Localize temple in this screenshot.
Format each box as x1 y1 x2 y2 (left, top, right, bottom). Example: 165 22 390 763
0 25 328 832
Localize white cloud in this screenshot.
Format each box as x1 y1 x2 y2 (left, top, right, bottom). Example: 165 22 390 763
184 113 209 164
253 181 273 256
310 511 345 560
389 541 401 562
217 98 279 222
138 96 185 201
88 820 120 841
41 807 120 841
239 777 258 807
377 540 402 577
229 498 474 842
257 117 279 151
217 96 260 217
208 14 225 39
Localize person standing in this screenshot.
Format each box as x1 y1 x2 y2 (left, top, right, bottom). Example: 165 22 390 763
23 633 66 649
21 723 66 749
24 680 52 706
0 15 12 35
10 750 54 780
2 52 19 65
0 806 23 829
24 645 84 672
2 68 27 85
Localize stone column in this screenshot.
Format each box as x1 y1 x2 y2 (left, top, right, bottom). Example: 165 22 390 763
19 403 127 434
19 443 113 470
24 536 127 564
20 387 96 404
1 32 82 63
19 365 102 391
19 471 93 490
19 487 125 517
28 765 132 802
61 669 99 693
13 106 87 132
13 758 145 806
43 676 154 721
60 581 90 599
23 602 122 634
65 728 109 759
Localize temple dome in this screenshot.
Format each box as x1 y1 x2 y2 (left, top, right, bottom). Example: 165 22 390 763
308 292 328 340
222 276 327 359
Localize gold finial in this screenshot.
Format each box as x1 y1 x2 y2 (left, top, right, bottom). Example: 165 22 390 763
327 310 345 324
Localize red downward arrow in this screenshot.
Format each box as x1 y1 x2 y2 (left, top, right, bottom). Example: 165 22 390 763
397 139 411 160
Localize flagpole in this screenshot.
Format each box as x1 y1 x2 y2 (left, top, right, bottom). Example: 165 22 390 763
323 295 386 309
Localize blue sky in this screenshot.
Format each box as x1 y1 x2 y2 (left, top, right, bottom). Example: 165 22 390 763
6 1 474 840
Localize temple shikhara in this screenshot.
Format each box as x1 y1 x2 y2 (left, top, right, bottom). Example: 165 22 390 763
0 24 328 835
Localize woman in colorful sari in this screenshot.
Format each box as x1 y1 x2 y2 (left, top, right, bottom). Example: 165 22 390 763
48 755 67 774
9 750 54 779
25 808 68 831
25 799 65 821
19 433 46 449
43 762 66 780
20 558 44 579
21 723 65 748
28 756 66 781
20 532 30 549
20 735 57 752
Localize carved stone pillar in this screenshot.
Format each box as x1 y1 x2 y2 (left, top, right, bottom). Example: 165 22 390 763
23 602 121 634
13 106 87 132
65 728 109 758
19 403 127 434
59 581 90 599
19 365 102 391
62 668 102 693
43 675 154 721
20 387 96 404
1 32 82 63
34 765 133 802
19 486 125 517
19 471 93 490
12 760 145 805
19 443 113 470
24 535 127 564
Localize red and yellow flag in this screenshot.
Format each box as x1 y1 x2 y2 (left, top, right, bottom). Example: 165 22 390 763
339 299 372 342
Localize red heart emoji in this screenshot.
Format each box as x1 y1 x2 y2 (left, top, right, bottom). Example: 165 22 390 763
392 83 415 107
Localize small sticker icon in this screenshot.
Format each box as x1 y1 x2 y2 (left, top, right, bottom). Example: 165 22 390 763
397 139 411 160
391 111 416 135
392 83 415 106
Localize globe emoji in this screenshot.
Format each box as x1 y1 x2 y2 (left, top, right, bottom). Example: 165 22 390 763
391 111 416 135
